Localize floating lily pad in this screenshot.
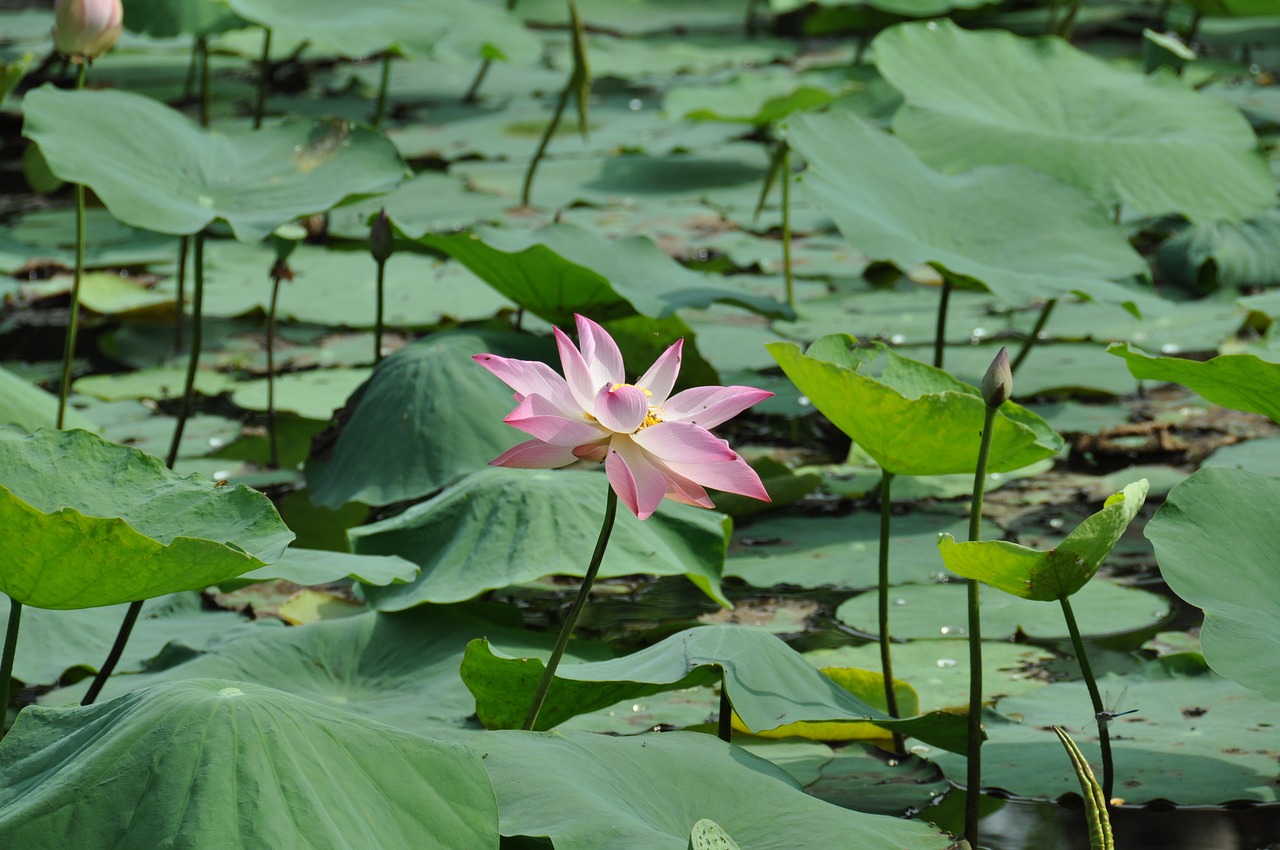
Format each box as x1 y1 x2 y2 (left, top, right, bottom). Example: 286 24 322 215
874 20 1273 222
23 87 407 242
45 604 606 740
352 467 732 608
933 672 1280 804
73 366 236 403
0 208 176 275
938 480 1149 601
230 367 370 420
769 337 1064 476
0 429 292 609
461 625 969 752
476 730 953 850
787 106 1152 310
725 510 968 590
303 331 546 509
0 679 500 848
1110 342 1280 423
0 366 94 432
664 68 852 125
1147 467 1280 700
237 548 419 587
835 580 1172 641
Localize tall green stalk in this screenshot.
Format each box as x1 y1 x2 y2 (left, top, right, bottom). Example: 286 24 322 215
266 271 282 468
523 487 618 731
80 599 142 706
166 231 205 468
253 27 272 129
1060 593 1118 805
372 52 392 128
0 599 22 731
521 82 571 208
174 236 189 352
877 471 905 754
1010 297 1057 374
198 36 210 128
780 142 794 312
55 62 88 429
933 277 952 369
962 346 1009 847
462 0 520 103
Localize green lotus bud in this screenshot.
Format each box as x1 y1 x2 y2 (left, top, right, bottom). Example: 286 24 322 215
981 347 1012 409
369 208 393 264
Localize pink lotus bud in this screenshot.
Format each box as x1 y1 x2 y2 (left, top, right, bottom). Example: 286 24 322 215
981 347 1012 409
53 0 123 63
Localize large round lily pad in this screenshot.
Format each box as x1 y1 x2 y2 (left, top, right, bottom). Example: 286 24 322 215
352 466 732 608
1147 467 1280 701
768 337 1064 476
0 429 293 609
23 86 407 242
786 105 1152 310
0 679 500 848
475 729 954 850
874 20 1273 222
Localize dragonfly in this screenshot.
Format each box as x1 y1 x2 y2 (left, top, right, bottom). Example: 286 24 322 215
1094 687 1138 725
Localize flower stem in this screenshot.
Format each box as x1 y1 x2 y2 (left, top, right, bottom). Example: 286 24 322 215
963 403 997 846
933 276 952 369
877 471 905 753
1060 592 1116 806
462 0 520 103
266 271 281 468
520 77 572 208
372 52 392 128
166 230 205 469
55 62 88 430
198 36 210 128
174 236 189 352
780 141 794 312
1 599 22 731
253 27 272 129
374 258 387 364
1010 298 1057 375
80 600 143 706
522 486 618 731
718 672 732 743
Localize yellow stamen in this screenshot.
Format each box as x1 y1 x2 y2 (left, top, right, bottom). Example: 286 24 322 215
611 382 652 397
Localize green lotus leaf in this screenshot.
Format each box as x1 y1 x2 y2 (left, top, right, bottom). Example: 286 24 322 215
0 365 93 432
225 0 540 61
419 223 792 324
1109 342 1280 424
0 429 292 609
22 87 407 242
768 337 1064 476
873 20 1273 222
663 68 851 125
786 105 1153 311
461 624 969 753
123 0 250 37
303 331 551 510
1156 208 1280 291
938 479 1149 601
352 467 732 608
477 729 953 850
236 547 419 586
45 604 607 739
1147 468 1280 700
0 679 500 848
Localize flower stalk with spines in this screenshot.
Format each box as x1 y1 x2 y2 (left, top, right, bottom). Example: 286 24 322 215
265 224 302 468
963 345 1010 846
475 314 771 727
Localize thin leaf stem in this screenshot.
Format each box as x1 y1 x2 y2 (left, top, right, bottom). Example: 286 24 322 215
963 403 997 846
174 236 189 352
0 599 22 731
166 231 205 469
1010 298 1057 375
780 142 794 312
521 80 572 208
266 272 281 468
718 672 732 743
56 62 88 429
462 0 520 103
253 27 272 129
522 487 618 731
877 471 905 753
933 276 952 369
374 259 387 364
372 51 392 127
198 36 210 128
1060 592 1116 805
80 599 143 706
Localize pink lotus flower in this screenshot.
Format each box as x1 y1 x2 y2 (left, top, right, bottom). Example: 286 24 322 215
53 0 123 62
475 314 772 519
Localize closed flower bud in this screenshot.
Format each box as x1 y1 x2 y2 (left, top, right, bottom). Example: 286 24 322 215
53 0 123 63
981 347 1012 409
369 208 393 264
